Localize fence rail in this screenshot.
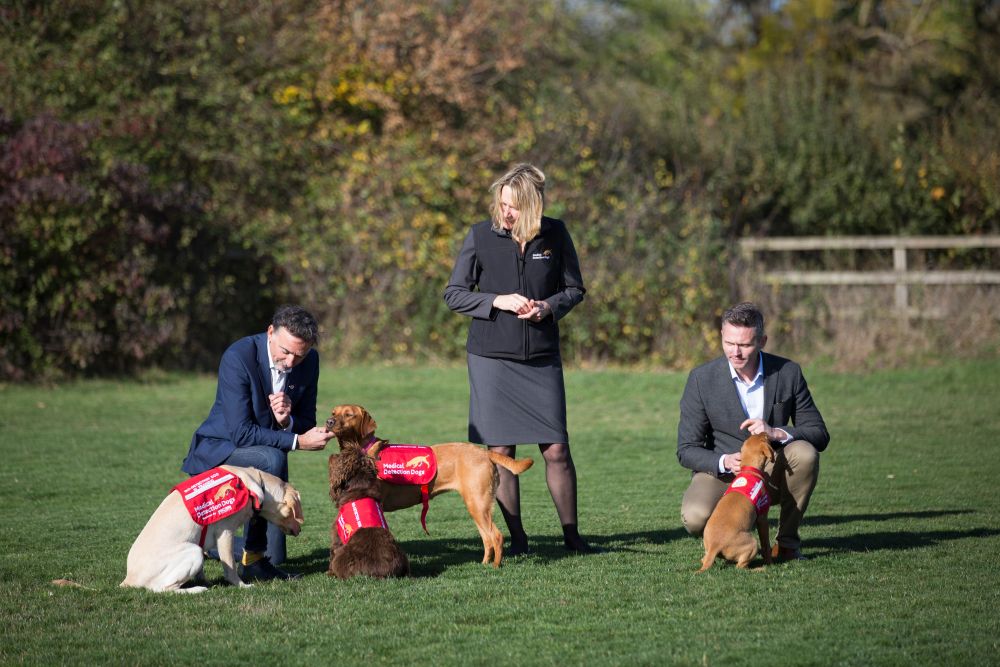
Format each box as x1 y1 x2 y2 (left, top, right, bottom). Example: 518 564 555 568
738 235 1000 314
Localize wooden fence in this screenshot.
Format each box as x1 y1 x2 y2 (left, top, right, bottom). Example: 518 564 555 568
738 235 1000 315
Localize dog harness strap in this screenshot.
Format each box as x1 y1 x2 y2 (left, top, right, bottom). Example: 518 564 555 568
362 436 379 454
420 484 430 535
336 497 389 544
723 467 771 516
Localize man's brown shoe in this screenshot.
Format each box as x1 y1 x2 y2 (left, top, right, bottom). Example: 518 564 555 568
771 544 808 562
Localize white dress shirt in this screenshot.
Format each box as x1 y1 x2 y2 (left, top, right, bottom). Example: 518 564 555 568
718 352 789 473
266 345 297 450
719 353 764 474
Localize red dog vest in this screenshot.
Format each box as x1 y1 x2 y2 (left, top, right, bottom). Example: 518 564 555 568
365 441 437 534
174 468 259 547
373 445 437 485
724 467 771 516
336 498 389 544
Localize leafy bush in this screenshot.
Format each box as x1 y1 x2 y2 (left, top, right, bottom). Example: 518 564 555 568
0 112 283 379
1 0 998 378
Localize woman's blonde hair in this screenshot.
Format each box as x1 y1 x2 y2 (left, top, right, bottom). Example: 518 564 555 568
489 163 545 244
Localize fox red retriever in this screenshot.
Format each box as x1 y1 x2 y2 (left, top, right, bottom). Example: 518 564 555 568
325 404 533 567
327 444 409 579
698 433 776 572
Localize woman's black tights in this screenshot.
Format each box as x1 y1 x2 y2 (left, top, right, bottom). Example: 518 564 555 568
490 443 590 553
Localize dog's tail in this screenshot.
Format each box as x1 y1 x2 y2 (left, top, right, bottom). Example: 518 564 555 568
697 548 719 573
487 452 534 475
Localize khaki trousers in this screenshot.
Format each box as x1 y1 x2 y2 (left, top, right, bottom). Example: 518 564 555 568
680 440 819 549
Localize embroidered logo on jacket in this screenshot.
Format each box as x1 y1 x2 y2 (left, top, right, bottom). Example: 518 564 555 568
531 249 553 260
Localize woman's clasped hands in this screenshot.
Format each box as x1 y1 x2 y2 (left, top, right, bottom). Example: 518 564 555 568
493 293 551 322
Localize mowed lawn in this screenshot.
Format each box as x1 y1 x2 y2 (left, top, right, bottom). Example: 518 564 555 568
1 359 999 666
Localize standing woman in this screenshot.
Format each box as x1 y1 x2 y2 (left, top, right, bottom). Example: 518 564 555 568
444 163 593 555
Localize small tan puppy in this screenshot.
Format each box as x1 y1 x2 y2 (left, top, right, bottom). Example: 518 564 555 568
325 404 534 567
698 433 776 572
121 466 304 593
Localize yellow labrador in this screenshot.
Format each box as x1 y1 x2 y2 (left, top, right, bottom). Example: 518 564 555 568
121 466 303 593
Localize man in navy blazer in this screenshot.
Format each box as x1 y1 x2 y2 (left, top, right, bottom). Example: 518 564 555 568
677 302 830 561
182 304 334 581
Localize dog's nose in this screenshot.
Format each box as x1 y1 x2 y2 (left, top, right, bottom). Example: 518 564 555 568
325 417 336 431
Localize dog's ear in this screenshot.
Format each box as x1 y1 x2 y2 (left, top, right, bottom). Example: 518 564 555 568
368 439 386 459
287 487 304 525
235 467 266 502
359 408 377 440
329 463 351 503
328 453 344 487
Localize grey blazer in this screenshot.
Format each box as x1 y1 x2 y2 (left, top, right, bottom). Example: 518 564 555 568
677 352 830 476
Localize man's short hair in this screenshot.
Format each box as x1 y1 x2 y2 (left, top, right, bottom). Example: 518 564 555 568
272 305 319 345
721 302 765 341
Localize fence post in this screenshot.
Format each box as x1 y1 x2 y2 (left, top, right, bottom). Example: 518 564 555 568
893 243 908 313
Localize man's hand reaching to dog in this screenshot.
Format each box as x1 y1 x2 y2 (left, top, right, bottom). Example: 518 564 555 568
740 419 790 444
297 427 334 451
723 420 791 473
268 392 334 451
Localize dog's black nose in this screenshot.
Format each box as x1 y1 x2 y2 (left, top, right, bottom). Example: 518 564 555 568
325 417 336 431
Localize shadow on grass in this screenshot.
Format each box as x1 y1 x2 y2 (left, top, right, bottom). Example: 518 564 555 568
806 527 1000 556
793 509 997 559
806 509 976 526
282 511 997 573
284 528 693 577
285 539 506 578
286 539 597 577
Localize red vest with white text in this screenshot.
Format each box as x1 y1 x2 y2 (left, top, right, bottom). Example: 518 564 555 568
364 441 437 533
723 467 771 516
336 498 389 544
174 468 259 546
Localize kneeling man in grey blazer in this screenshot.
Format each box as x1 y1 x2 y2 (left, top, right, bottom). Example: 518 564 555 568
677 302 830 561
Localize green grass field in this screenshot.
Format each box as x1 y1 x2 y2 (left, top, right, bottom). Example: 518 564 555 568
2 359 999 666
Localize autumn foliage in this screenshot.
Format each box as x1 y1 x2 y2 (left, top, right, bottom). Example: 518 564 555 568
2 0 998 378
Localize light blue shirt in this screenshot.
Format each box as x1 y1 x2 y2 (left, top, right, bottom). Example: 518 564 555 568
718 352 789 473
730 352 765 421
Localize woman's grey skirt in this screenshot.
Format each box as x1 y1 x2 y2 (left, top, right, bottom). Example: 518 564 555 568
467 352 569 445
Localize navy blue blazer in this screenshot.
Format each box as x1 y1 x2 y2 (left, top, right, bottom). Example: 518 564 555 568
677 352 830 477
181 332 320 475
